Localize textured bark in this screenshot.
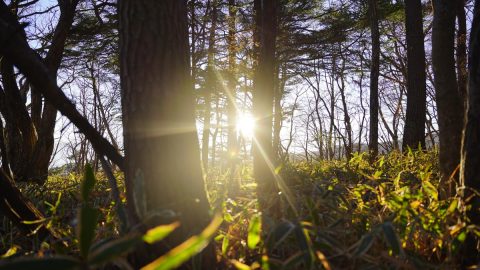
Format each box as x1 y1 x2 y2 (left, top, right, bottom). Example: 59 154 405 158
432 0 465 196
457 0 468 105
0 168 60 241
460 0 480 266
0 60 37 181
252 0 279 218
119 0 214 268
0 2 124 170
368 0 380 159
402 0 427 150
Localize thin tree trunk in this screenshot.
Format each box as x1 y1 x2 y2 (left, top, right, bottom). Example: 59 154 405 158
201 0 218 172
0 2 124 170
368 0 380 160
226 0 239 196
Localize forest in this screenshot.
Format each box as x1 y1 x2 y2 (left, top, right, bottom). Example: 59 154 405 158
0 0 479 269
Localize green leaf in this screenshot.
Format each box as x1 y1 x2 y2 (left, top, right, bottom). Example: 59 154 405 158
141 215 222 270
247 214 261 250
353 232 375 257
0 246 19 259
381 222 403 256
143 222 180 244
77 205 99 258
0 256 81 270
231 260 251 270
422 181 438 200
222 235 230 255
81 164 96 202
274 165 283 175
447 199 458 215
88 235 142 266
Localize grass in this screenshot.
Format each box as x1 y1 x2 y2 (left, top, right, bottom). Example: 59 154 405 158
0 150 473 269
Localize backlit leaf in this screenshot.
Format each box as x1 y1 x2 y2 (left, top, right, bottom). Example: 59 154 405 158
247 214 261 250
143 222 179 244
141 215 222 270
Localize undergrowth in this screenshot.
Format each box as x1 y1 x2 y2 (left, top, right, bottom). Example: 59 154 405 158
0 150 473 269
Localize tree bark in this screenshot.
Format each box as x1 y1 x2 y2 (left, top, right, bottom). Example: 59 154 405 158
432 0 465 197
0 2 124 170
368 0 380 159
457 0 468 105
119 0 214 268
460 0 480 266
402 0 427 150
0 168 61 241
253 0 279 219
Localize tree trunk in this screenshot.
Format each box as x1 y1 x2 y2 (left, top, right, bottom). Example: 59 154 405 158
252 0 279 219
457 0 468 105
119 0 214 268
432 0 465 197
29 0 80 182
201 0 218 172
402 0 427 151
368 0 380 159
460 0 480 266
226 0 240 196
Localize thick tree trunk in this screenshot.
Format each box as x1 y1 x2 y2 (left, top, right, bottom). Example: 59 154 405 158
432 0 465 197
252 0 279 219
368 0 380 159
402 0 427 150
119 0 214 268
460 0 480 266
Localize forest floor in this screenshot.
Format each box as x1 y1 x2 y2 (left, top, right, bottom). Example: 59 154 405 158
0 150 468 269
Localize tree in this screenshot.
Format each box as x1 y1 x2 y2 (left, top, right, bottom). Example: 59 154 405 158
201 0 218 172
457 0 468 105
368 0 380 159
460 0 480 266
0 0 122 242
432 0 464 197
118 0 214 267
226 0 240 196
0 0 79 183
252 0 280 218
402 0 427 150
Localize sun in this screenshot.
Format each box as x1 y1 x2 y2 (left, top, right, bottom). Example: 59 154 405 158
236 112 255 138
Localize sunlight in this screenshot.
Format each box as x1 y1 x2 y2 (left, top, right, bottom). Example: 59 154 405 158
236 112 255 139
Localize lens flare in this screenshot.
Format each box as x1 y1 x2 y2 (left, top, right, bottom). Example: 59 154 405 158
236 113 255 138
